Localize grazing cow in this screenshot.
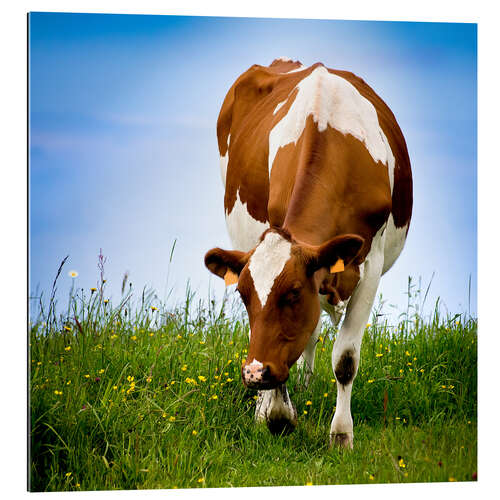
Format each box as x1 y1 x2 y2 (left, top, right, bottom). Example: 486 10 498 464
205 57 412 448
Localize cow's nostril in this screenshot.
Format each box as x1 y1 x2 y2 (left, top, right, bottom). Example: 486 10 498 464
261 366 271 381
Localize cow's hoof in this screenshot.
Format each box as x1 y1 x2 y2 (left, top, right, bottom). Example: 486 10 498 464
330 432 354 449
267 415 297 435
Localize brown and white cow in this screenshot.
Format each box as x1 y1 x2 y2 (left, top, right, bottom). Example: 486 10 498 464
205 57 412 448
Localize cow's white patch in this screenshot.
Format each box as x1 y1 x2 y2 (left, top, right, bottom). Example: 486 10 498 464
219 133 230 187
273 100 287 115
286 64 306 73
249 232 291 307
269 66 393 180
255 385 297 426
249 358 263 368
225 190 269 252
382 214 408 275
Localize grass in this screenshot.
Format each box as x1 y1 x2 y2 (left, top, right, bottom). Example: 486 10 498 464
28 265 477 491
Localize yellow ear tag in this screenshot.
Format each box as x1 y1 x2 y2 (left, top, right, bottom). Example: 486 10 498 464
330 258 345 274
224 269 239 286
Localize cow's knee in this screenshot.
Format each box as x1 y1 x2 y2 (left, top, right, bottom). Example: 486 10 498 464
334 349 357 385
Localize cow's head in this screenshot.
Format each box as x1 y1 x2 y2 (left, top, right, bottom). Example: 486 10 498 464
204 228 363 389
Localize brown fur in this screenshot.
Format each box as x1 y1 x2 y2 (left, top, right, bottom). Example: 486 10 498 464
208 59 412 388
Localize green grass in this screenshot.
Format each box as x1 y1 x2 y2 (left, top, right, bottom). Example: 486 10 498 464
29 274 477 491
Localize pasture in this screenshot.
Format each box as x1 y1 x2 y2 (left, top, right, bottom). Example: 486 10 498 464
29 271 477 491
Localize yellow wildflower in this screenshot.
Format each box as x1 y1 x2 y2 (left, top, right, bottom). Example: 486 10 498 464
64 346 71 351
98 369 104 374
367 379 374 383
323 393 328 397
127 376 134 382
146 376 152 383
198 478 205 483
303 410 308 415
399 458 406 468
305 481 313 486
169 416 175 422
64 326 71 332
376 353 383 358
305 400 312 406
369 474 374 480
65 472 72 477
198 375 207 382
131 335 137 341
192 430 198 436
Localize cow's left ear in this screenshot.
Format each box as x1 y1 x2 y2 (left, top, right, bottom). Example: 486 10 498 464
204 247 249 285
305 234 364 276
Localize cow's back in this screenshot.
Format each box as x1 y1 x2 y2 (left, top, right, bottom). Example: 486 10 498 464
217 59 412 268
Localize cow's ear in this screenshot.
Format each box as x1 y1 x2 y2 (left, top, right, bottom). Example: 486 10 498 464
305 234 364 276
204 248 249 285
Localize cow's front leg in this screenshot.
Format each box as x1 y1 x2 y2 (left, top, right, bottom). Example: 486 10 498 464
255 384 297 435
296 317 321 388
330 231 385 449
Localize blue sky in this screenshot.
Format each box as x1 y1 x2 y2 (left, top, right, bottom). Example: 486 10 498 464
28 13 477 322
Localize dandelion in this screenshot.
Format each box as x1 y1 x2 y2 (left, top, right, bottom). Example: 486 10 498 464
192 430 198 436
131 335 137 341
151 306 158 312
37 361 42 366
146 376 152 383
303 410 308 415
253 395 258 400
177 335 182 340
398 458 406 468
54 390 63 396
104 299 109 305
64 326 72 332
366 323 371 328
98 369 105 374
64 346 71 351
90 287 97 293
210 394 218 400
367 379 374 384
169 416 176 422
441 385 447 389
305 400 312 406
110 334 118 340
162 412 167 418
199 340 205 345
84 374 90 379
369 474 375 480
198 375 207 382
227 378 234 382
305 481 313 486
127 376 134 383
323 393 328 397
376 353 383 358
420 368 424 373
197 478 205 483
68 270 78 278
331 378 336 383
65 472 72 478
113 386 118 390
66 380 71 385
75 483 80 488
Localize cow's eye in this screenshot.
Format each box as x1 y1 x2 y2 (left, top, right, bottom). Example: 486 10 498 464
283 283 302 305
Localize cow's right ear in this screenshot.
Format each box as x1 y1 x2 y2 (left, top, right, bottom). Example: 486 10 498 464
204 248 249 285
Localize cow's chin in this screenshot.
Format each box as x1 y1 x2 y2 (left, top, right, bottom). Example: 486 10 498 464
242 378 284 391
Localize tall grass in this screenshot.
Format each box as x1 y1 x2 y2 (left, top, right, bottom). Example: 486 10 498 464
28 257 477 491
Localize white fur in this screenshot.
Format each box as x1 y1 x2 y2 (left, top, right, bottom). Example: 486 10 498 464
249 358 263 368
268 66 393 181
249 232 291 308
329 222 387 447
273 100 287 115
382 214 408 274
219 133 230 187
296 317 322 387
225 190 269 252
255 385 297 425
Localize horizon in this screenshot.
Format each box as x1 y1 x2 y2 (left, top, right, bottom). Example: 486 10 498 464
28 13 477 324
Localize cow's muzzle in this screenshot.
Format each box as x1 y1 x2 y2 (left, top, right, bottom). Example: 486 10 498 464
241 361 285 390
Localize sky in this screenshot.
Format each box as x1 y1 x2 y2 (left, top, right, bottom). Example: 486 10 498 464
28 13 477 324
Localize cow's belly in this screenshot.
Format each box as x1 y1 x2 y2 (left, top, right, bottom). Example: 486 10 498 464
382 213 408 275
225 190 269 252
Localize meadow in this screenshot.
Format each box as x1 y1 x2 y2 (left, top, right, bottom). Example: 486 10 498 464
29 261 477 491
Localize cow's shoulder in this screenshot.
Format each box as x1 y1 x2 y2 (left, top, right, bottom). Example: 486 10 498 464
327 68 412 229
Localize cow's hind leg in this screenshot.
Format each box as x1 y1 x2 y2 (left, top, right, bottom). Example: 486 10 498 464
296 317 321 388
330 228 386 449
255 384 297 435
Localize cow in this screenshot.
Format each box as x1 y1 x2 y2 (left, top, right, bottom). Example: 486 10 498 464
204 57 412 448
